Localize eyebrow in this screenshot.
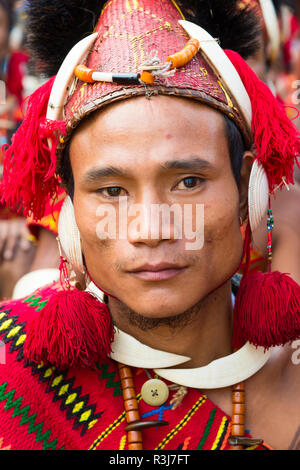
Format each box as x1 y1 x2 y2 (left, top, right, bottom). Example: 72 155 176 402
82 157 214 184
82 166 126 184
161 158 214 171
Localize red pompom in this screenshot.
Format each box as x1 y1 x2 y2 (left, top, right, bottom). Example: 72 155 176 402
225 49 300 193
232 271 300 349
1 76 66 220
24 289 114 369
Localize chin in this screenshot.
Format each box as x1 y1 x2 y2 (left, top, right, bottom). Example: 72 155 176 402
118 292 200 319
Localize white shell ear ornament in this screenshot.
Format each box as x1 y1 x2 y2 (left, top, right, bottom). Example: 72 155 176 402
58 195 85 274
248 159 269 232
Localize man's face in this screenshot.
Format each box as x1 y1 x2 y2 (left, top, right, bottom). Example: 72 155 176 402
70 96 244 318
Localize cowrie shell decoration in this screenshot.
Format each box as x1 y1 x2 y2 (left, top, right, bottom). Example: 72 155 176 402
58 196 84 273
248 160 269 232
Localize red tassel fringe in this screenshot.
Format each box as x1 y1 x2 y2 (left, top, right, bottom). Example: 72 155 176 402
225 49 300 193
232 270 300 349
1 76 66 221
24 289 114 369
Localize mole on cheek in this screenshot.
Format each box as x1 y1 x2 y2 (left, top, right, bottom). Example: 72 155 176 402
98 239 111 248
204 212 230 244
214 212 237 241
204 230 213 244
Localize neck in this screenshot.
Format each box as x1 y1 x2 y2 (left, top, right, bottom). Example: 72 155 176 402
108 281 233 368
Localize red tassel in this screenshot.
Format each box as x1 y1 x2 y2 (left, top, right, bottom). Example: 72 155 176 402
1 76 66 221
24 289 114 369
225 49 300 192
232 271 300 350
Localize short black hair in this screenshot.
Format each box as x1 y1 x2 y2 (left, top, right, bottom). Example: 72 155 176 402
59 113 245 198
224 114 245 187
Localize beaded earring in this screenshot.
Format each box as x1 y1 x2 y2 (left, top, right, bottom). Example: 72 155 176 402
266 203 274 271
232 194 300 350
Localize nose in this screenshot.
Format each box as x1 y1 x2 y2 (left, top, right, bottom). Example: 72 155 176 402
127 201 181 247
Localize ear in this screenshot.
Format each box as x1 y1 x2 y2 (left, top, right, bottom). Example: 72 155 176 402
239 150 254 223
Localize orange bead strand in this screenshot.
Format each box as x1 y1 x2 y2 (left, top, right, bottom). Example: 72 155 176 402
74 64 96 83
117 363 251 451
140 71 155 84
230 381 246 450
117 363 143 450
167 38 199 69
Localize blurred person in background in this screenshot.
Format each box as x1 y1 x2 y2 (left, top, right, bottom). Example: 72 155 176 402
0 0 61 300
0 0 34 300
238 0 300 285
256 0 300 285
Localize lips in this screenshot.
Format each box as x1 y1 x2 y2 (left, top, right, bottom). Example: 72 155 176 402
128 263 187 281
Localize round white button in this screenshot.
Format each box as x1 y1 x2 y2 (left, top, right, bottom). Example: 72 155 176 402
141 379 169 406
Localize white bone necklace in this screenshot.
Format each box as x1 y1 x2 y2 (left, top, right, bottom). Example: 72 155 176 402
87 282 272 389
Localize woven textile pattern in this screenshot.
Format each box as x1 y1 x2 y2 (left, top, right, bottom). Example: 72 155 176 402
0 284 271 450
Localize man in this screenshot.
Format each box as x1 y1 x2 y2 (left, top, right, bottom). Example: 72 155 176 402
0 0 299 450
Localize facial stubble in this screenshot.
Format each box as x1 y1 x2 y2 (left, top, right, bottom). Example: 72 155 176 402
108 296 205 332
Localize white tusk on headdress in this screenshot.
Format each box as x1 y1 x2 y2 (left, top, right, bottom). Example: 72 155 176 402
178 20 252 135
179 20 270 231
46 33 98 121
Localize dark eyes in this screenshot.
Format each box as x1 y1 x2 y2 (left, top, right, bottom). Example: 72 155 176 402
97 177 203 198
175 177 203 190
105 187 123 197
97 187 127 198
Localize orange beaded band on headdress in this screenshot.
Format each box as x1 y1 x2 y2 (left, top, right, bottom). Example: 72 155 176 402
62 0 249 148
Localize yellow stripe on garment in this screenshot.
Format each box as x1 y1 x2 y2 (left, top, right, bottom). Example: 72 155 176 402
119 435 127 450
211 416 227 450
89 394 142 450
89 411 126 450
156 396 206 450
